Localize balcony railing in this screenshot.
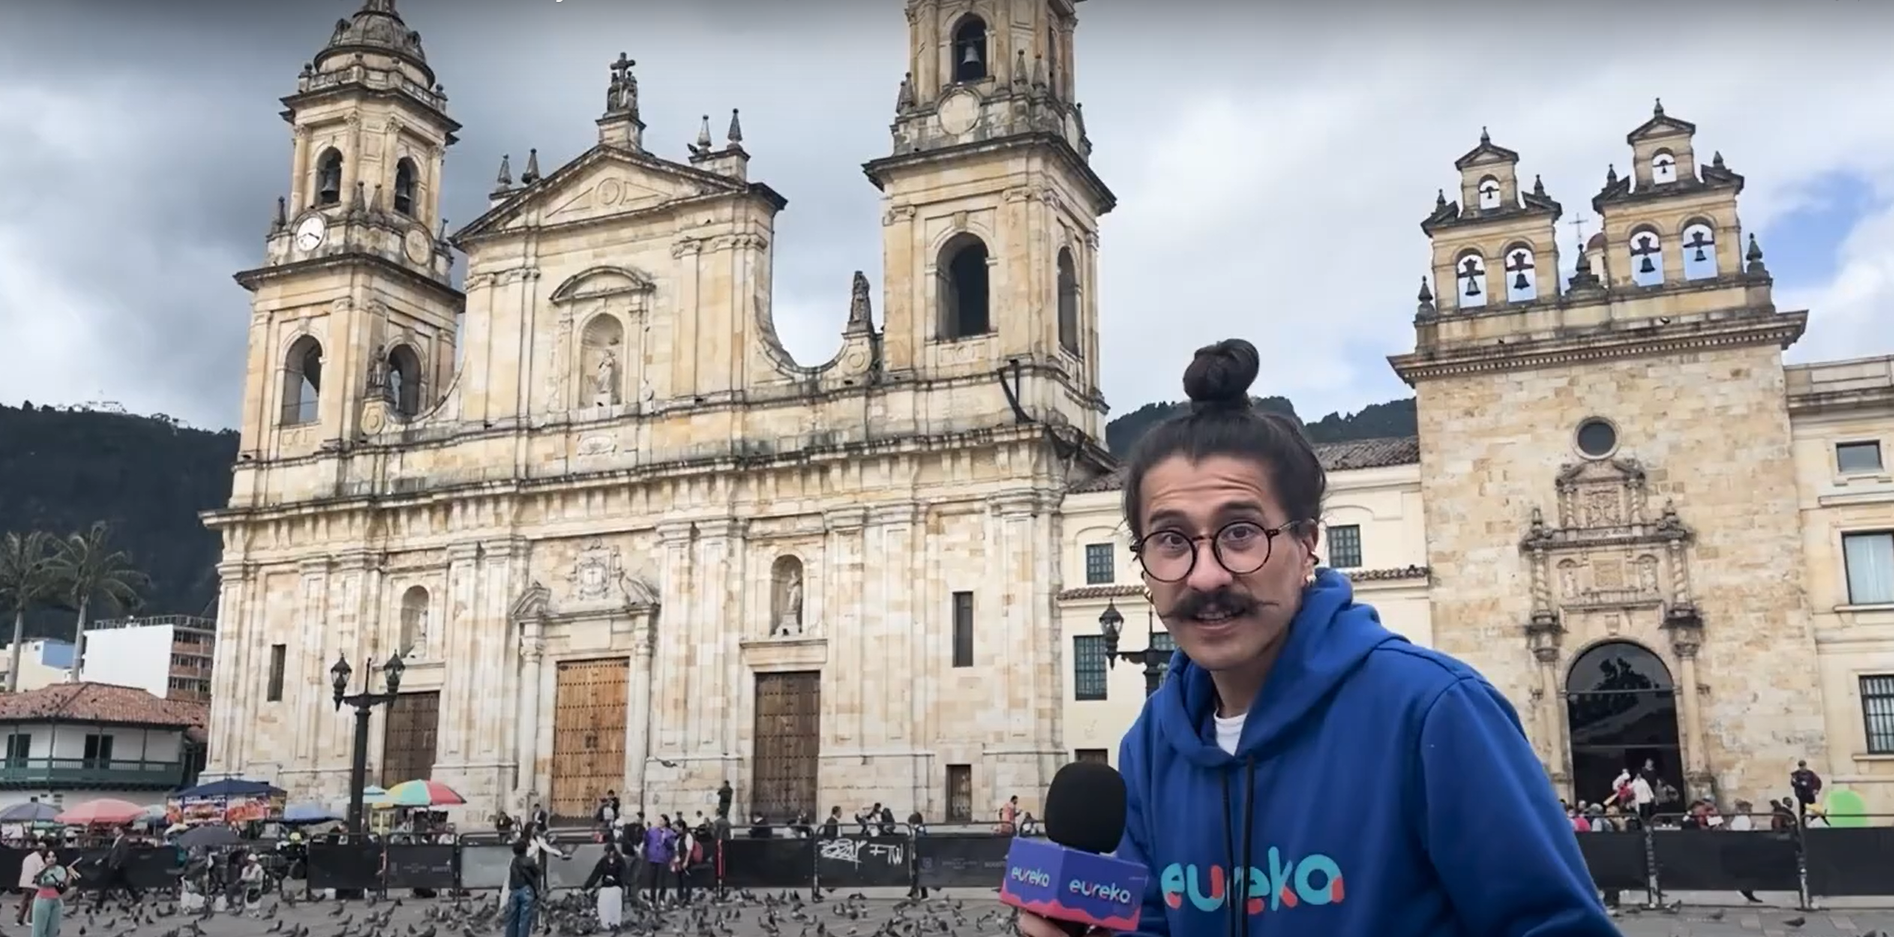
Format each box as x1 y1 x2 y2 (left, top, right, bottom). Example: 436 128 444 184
0 757 188 789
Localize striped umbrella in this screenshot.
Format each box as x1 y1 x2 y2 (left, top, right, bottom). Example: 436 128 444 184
382 779 466 808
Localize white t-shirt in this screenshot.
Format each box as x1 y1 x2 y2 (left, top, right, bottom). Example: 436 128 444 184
1630 777 1654 807
18 851 45 889
1214 712 1246 756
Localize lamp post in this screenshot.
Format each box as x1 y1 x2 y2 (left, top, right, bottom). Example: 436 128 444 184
1098 600 1168 697
330 653 405 836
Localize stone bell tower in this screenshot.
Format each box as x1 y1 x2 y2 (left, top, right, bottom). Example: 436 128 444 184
864 0 1115 443
231 0 463 470
1390 104 1823 806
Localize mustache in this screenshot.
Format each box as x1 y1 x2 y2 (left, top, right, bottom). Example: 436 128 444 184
1165 586 1260 620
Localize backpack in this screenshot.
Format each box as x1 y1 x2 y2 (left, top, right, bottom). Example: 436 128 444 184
688 837 703 865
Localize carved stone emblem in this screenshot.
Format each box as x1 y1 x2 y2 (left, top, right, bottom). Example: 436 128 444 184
570 539 618 601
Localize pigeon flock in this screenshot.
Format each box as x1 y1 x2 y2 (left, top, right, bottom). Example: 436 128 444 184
34 886 1886 937
48 887 1022 937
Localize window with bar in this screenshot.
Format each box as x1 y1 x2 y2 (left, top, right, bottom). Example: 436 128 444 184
1864 674 1894 754
951 592 974 667
1084 543 1114 584
1073 635 1107 701
1327 524 1363 569
1074 749 1110 765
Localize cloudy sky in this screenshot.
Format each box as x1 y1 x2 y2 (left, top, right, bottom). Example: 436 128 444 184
2 0 1891 431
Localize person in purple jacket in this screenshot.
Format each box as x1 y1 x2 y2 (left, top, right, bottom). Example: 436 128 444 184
642 815 676 906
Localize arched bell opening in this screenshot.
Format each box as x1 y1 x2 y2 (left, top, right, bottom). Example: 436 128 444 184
1564 639 1683 810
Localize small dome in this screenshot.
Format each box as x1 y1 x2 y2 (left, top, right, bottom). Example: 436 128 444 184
314 0 432 84
1586 232 1606 251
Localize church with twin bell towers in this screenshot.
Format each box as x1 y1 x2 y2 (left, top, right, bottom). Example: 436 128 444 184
204 0 1116 821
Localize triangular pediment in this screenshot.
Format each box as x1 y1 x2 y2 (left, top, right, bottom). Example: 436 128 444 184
453 146 748 243
1626 113 1697 144
1454 139 1521 172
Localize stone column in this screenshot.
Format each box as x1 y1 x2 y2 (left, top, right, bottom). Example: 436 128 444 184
475 539 523 767
690 521 741 755
340 114 363 202
1673 639 1712 797
293 557 333 769
513 623 546 810
824 508 867 743
1532 645 1568 788
869 505 919 744
652 522 695 754
205 561 255 776
990 493 1041 742
624 612 655 807
438 543 482 761
290 126 311 210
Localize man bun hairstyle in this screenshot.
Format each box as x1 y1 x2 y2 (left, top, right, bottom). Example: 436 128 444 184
1122 338 1328 541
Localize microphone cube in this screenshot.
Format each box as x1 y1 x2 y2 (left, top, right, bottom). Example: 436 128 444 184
999 837 1148 932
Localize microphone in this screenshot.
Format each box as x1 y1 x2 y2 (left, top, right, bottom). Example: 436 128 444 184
998 761 1149 934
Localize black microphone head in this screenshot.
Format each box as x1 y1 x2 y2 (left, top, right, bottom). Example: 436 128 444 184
1044 760 1127 854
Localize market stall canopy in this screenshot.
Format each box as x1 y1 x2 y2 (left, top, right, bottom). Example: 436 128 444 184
282 802 342 823
174 778 286 799
0 802 60 823
56 798 143 826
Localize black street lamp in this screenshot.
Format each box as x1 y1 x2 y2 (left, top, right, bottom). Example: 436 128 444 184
1098 600 1168 697
330 653 405 835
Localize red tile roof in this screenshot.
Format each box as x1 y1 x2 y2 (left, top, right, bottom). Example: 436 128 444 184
0 682 208 730
1069 436 1420 494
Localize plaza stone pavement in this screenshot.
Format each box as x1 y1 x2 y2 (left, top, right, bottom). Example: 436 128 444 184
46 887 1894 937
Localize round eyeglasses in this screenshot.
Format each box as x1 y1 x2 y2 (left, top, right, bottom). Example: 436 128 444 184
1131 520 1307 583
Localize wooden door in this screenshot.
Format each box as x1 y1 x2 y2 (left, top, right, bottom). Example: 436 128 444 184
550 659 629 821
751 671 820 821
381 691 440 787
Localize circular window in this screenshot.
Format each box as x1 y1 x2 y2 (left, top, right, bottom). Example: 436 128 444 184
1574 419 1618 459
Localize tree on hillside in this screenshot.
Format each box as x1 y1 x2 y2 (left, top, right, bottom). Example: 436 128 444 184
44 522 148 681
0 531 57 692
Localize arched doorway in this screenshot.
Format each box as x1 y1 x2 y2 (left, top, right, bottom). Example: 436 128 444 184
1565 640 1683 808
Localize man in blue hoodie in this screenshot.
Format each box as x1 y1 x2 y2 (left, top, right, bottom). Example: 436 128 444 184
1019 339 1616 937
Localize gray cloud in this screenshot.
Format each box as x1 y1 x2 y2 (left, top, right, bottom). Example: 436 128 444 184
3 0 1892 429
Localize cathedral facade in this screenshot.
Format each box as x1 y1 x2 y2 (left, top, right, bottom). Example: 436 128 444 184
204 0 1115 821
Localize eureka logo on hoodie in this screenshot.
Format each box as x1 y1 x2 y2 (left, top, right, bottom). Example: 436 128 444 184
1160 848 1345 915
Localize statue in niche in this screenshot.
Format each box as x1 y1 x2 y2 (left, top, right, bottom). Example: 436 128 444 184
1557 561 1579 599
1636 555 1660 594
593 349 620 406
771 557 804 636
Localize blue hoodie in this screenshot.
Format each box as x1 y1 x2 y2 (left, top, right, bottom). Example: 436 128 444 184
1115 570 1615 937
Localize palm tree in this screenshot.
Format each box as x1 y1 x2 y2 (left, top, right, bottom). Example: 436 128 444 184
0 531 57 693
45 522 149 682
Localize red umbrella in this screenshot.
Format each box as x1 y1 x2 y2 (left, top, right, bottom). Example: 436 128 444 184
55 798 144 826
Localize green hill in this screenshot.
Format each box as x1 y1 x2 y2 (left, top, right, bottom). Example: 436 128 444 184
0 403 237 638
0 394 1416 628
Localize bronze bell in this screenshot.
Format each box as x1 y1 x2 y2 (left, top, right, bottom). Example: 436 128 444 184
961 45 982 67
1693 246 1708 262
1465 276 1481 297
1639 256 1656 274
1513 272 1530 291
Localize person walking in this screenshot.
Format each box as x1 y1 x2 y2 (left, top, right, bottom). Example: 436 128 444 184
15 840 47 925
28 851 77 937
502 841 540 937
